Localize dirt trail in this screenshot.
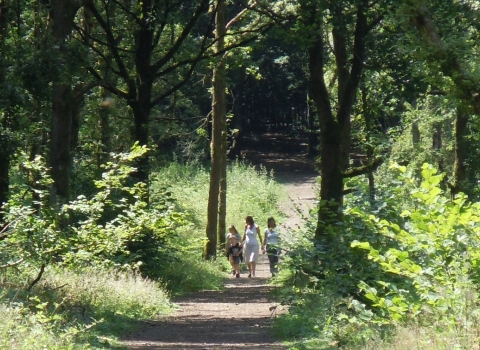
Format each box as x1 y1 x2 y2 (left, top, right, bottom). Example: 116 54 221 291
121 132 318 350
122 256 287 350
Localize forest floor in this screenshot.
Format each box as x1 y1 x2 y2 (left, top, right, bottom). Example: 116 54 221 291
121 130 319 350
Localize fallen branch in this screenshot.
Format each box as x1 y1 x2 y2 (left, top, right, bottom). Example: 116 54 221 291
0 258 25 269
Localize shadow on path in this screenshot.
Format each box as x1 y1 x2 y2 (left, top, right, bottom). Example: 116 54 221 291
121 256 286 350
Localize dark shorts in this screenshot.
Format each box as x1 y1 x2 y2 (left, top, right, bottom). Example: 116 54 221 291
232 255 241 264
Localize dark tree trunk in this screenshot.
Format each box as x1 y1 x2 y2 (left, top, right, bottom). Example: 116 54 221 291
130 0 154 188
130 96 151 187
205 0 226 259
451 106 468 198
306 1 367 240
50 84 75 203
49 0 90 205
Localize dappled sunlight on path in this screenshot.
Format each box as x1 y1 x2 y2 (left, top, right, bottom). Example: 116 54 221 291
121 255 287 350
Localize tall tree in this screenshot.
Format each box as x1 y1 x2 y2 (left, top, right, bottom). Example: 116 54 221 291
299 0 381 239
49 0 93 205
205 0 226 259
406 1 480 197
0 0 10 225
80 0 212 192
205 1 271 258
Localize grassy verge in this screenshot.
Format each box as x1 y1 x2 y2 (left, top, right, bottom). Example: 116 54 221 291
1 267 172 349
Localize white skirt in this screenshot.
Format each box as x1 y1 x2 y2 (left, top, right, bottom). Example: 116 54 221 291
243 244 259 263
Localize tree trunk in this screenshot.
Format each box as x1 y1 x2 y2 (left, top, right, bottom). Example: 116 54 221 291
130 0 154 189
0 0 9 225
362 87 375 204
205 0 226 259
451 106 468 198
130 95 151 187
98 88 112 168
306 90 319 157
218 159 227 248
306 1 367 240
49 0 89 205
50 84 75 204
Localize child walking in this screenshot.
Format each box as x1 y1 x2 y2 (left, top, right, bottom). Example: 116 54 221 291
228 235 242 278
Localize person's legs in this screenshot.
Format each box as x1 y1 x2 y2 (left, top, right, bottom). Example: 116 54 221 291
233 256 241 277
229 255 236 275
251 245 259 277
267 247 279 275
244 245 253 277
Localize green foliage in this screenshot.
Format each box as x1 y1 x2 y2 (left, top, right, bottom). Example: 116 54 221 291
160 254 228 294
0 303 82 350
2 144 189 277
150 161 286 241
386 98 456 180
1 266 171 349
275 163 480 348
273 202 391 349
351 164 480 336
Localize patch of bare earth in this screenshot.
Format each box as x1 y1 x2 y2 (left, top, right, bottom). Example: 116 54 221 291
121 132 318 350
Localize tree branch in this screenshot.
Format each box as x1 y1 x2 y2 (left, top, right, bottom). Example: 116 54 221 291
27 263 46 291
0 258 24 269
342 156 384 178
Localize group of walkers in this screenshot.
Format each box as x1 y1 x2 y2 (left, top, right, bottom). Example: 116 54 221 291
224 216 281 278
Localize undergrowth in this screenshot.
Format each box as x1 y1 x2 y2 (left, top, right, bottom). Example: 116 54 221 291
151 160 286 236
273 163 480 349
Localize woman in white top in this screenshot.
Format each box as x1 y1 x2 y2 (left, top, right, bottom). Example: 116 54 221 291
261 217 280 276
242 215 263 278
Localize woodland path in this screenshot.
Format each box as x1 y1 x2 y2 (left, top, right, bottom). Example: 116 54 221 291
121 131 319 350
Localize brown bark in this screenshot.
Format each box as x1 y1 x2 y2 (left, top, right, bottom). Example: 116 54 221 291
49 0 91 205
217 1 229 251
205 0 226 259
307 1 368 239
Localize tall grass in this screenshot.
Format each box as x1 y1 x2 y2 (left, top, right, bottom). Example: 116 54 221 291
1 266 171 349
151 160 286 237
0 303 80 350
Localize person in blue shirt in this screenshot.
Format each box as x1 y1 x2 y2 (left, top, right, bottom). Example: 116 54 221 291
262 217 281 277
